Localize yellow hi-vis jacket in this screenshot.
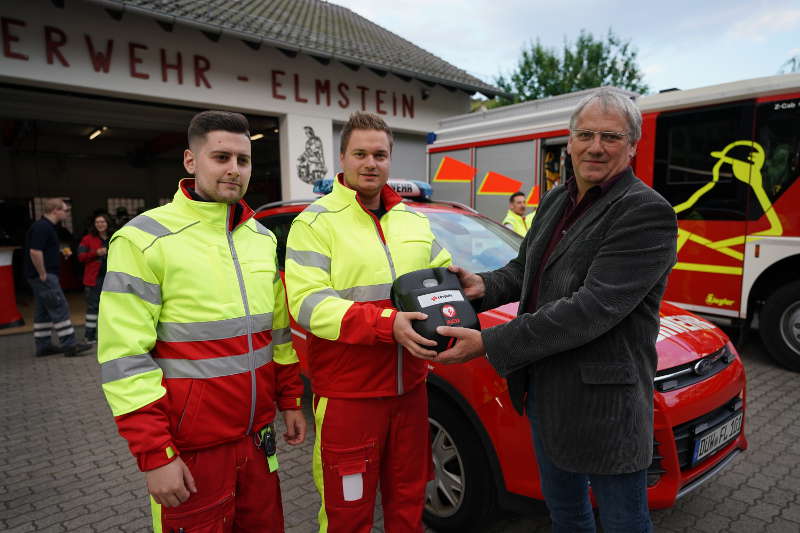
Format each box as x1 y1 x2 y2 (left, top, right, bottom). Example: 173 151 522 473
98 179 303 472
285 175 451 398
525 210 537 227
502 210 528 236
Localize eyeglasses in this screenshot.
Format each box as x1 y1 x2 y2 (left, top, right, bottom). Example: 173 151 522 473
571 128 627 145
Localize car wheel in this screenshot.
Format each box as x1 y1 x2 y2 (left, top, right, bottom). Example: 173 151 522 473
424 395 495 532
760 280 800 372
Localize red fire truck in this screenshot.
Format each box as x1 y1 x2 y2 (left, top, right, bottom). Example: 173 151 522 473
427 73 800 371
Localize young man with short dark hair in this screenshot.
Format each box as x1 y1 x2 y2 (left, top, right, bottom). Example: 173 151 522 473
99 110 306 531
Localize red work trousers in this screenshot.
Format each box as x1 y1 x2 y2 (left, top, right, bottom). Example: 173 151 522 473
152 434 284 533
312 382 430 533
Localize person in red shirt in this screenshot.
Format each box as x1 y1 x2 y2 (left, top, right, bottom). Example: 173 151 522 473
77 213 112 343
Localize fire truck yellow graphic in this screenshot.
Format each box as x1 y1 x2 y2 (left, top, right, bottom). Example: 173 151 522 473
672 140 783 276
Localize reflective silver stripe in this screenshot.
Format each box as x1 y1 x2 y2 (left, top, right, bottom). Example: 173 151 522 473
225 208 257 435
34 331 51 338
101 353 160 384
396 344 404 395
56 327 75 337
340 283 392 302
253 221 272 237
157 313 272 342
54 319 72 329
305 204 329 213
156 345 273 379
430 239 443 262
33 322 53 330
127 215 172 238
286 248 331 272
86 314 98 320
272 326 292 344
297 288 339 329
103 271 162 305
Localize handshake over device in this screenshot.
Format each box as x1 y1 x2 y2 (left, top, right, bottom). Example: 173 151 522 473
391 267 480 352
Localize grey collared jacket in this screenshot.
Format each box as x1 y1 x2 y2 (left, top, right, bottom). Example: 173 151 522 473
479 168 678 475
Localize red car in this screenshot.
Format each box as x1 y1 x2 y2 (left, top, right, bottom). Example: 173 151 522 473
255 180 748 532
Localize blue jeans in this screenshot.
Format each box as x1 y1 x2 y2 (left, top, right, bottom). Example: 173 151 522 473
526 391 652 533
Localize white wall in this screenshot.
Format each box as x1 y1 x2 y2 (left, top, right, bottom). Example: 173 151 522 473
0 0 470 133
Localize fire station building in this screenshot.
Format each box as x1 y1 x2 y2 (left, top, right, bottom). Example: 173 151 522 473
0 0 500 276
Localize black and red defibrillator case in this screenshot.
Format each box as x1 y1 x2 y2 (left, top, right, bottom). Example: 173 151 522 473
390 267 480 352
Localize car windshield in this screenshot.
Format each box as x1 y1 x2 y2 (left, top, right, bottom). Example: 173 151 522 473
424 211 522 272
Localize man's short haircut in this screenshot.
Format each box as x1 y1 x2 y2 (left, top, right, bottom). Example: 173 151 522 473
188 110 250 148
340 112 394 154
569 88 642 144
43 198 66 214
509 191 525 203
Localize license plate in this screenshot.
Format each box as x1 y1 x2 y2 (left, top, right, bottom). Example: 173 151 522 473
692 412 743 464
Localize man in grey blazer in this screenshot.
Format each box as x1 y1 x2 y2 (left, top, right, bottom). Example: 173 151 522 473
436 88 678 532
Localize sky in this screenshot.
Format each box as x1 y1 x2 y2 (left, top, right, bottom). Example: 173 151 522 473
333 0 800 95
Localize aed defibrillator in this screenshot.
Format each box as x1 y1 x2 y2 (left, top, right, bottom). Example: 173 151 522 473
391 267 480 352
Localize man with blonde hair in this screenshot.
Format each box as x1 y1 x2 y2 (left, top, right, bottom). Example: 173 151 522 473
24 198 92 357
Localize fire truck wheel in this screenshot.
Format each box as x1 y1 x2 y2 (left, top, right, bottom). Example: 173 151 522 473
424 395 495 532
760 280 800 372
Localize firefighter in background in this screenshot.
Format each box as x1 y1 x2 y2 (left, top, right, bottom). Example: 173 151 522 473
525 205 537 228
98 110 306 532
544 148 562 191
285 112 451 533
502 191 529 236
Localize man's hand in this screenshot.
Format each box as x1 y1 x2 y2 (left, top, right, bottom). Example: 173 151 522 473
447 265 485 300
434 326 485 365
145 457 197 508
283 409 307 445
393 311 438 360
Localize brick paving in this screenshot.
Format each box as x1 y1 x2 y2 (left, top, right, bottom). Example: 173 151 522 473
1 327 799 532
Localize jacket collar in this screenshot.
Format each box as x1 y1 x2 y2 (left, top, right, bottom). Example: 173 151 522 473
543 167 637 270
333 173 403 212
175 178 255 231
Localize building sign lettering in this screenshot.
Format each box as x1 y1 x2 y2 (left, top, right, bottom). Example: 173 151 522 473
0 15 415 118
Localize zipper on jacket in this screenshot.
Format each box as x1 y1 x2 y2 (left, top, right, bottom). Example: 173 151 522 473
226 205 257 434
366 209 403 395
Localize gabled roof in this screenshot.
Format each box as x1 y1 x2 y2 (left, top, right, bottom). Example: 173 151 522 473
85 0 504 98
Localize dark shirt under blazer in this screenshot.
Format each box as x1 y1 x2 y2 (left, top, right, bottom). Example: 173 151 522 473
478 168 678 475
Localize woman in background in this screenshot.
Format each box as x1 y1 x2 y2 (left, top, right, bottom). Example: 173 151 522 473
77 213 112 343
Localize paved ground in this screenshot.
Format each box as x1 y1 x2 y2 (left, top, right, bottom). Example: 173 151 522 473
1 327 799 532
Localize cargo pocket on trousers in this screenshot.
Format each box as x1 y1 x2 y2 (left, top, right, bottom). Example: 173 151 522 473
322 443 377 507
162 493 234 533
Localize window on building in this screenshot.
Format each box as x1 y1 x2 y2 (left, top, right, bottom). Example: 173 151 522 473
30 197 73 233
107 197 145 228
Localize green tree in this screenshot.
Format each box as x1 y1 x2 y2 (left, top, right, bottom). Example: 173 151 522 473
492 29 649 107
779 54 799 74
